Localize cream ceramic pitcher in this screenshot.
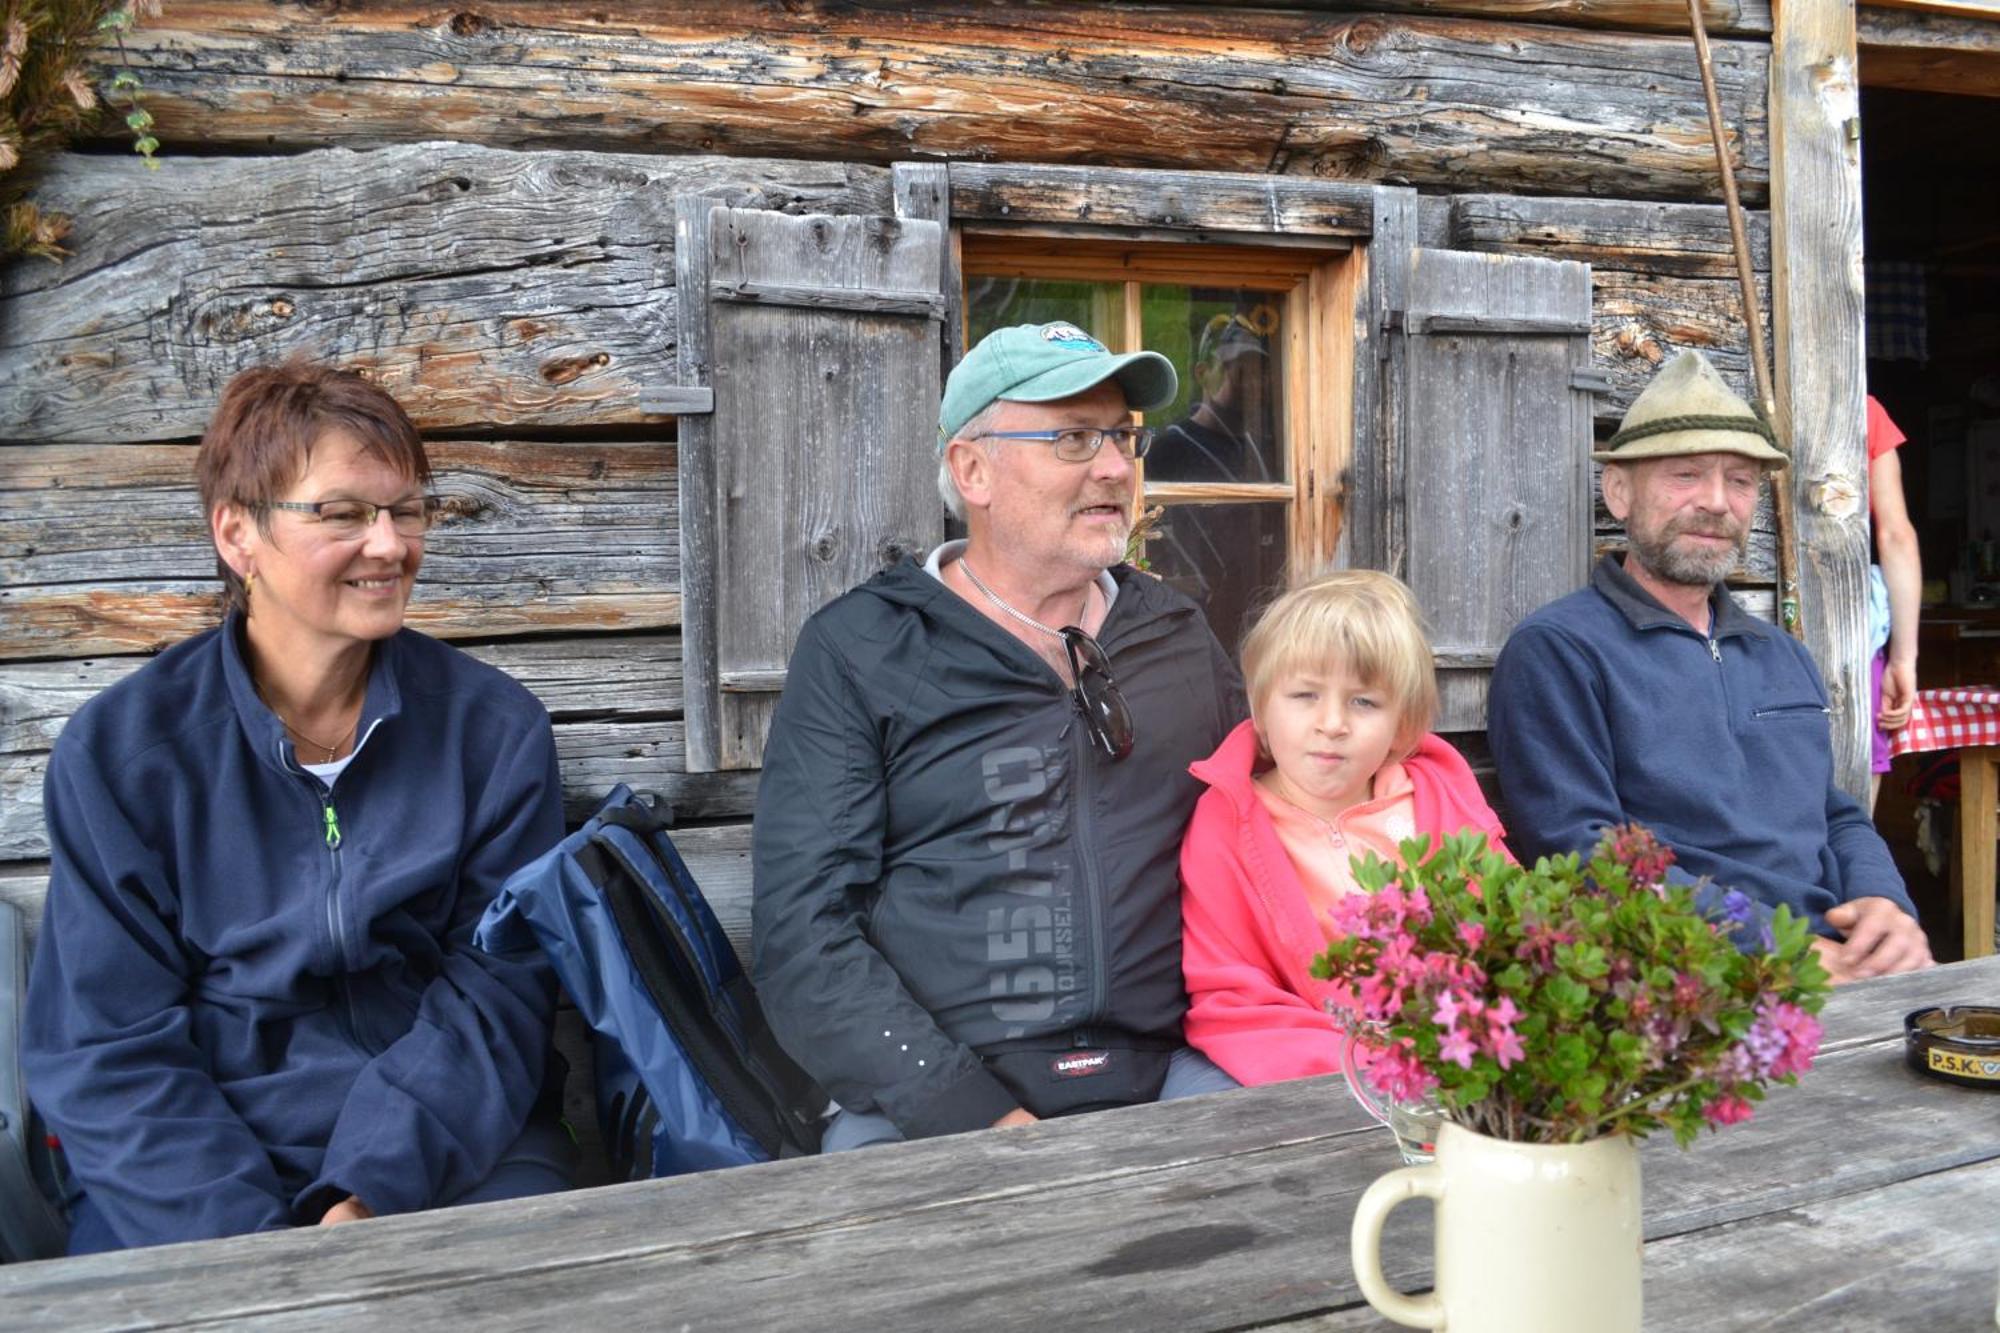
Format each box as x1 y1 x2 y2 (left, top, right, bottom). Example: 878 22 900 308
1350 1120 1643 1332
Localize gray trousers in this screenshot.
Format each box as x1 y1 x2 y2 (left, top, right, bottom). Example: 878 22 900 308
821 1045 1239 1153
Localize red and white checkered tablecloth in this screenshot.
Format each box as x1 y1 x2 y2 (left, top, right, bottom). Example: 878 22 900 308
1887 687 2000 758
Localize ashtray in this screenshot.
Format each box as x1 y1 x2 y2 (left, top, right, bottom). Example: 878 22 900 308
1904 1006 2000 1089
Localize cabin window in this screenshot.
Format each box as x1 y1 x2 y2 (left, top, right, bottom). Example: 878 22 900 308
961 236 1354 652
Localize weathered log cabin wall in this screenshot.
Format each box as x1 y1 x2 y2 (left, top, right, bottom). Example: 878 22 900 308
1 0 1803 920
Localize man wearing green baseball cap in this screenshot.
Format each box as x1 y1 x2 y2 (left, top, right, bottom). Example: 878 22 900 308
753 322 1247 1152
1490 351 1931 984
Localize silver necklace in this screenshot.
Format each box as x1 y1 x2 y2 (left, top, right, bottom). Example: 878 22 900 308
958 558 1078 640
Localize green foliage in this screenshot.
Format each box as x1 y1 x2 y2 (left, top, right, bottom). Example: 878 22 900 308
1309 826 1831 1147
1 0 158 262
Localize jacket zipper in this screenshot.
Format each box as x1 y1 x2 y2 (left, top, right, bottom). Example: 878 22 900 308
277 735 365 1051
316 787 367 1049
1069 696 1111 1027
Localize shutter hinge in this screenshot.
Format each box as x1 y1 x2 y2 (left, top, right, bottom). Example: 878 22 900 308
1570 371 1612 395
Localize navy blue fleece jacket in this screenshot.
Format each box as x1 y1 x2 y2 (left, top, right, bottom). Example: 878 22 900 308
1489 555 1913 939
24 618 566 1248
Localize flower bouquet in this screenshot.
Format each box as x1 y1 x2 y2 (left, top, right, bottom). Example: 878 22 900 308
1310 824 1831 1146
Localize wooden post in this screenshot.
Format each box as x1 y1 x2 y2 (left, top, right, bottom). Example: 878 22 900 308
1957 747 1998 961
1769 0 1871 800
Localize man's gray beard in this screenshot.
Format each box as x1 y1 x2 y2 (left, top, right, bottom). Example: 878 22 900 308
1628 525 1745 589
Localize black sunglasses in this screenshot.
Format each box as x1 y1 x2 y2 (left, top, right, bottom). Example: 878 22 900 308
1060 627 1134 762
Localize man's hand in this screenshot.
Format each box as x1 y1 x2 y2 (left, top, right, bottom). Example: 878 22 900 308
318 1195 375 1227
1815 897 1933 983
1877 659 1917 732
992 1108 1039 1129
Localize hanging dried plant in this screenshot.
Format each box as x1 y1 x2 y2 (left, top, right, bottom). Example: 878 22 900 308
1 1 159 262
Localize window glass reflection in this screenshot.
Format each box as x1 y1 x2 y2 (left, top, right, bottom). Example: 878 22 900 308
965 277 1122 351
1143 502 1288 654
1143 291 1286 485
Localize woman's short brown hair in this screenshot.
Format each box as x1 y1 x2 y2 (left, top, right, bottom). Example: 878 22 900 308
197 361 430 614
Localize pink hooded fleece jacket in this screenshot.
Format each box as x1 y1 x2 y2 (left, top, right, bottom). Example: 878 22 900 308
1180 718 1510 1086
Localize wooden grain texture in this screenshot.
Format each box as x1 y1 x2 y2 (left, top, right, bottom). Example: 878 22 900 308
1859 5 2000 97
5 959 1993 1331
1398 249 1595 731
108 3 1770 203
1770 0 1872 799
950 163 1376 237
689 207 945 771
1447 193 1773 429
0 144 892 443
0 440 677 659
1180 0 1773 31
1349 186 1419 578
1449 193 1771 279
1642 1156 2000 1329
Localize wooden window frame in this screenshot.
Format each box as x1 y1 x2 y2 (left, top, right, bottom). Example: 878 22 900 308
958 233 1356 579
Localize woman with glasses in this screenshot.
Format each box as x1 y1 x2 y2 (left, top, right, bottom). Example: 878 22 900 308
23 362 573 1252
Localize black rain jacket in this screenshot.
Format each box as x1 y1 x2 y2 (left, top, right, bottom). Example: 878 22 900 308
751 558 1243 1138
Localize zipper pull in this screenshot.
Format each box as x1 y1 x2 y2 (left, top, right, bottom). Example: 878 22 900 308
322 801 342 849
1708 639 1722 663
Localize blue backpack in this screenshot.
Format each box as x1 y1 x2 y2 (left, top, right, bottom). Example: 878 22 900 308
477 787 824 1177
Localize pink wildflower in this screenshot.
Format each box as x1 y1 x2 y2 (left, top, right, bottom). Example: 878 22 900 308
1605 823 1676 886
1433 990 1464 1030
1456 921 1486 950
1368 1038 1439 1103
1438 1027 1478 1069
1486 1023 1526 1069
1750 999 1821 1078
1702 1094 1754 1127
1488 994 1521 1028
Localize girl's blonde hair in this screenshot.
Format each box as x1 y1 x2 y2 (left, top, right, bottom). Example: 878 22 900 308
1240 570 1439 755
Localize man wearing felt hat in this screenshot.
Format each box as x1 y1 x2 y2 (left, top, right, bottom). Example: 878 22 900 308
1489 351 1932 983
753 322 1247 1151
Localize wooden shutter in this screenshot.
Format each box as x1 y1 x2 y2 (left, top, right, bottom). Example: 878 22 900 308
1358 244 1597 732
676 202 947 771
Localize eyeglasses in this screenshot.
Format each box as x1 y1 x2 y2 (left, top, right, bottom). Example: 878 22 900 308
974 427 1155 464
1061 626 1134 762
262 496 443 539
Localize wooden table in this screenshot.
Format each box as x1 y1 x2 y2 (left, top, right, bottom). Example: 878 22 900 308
6 959 1999 1331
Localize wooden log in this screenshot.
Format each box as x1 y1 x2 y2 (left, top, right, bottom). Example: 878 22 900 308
949 163 1376 237
1171 0 1772 34
1770 0 1872 798
1450 193 1771 279
1589 269 1768 424
1859 6 2000 98
108 3 1769 203
0 440 679 659
0 144 893 443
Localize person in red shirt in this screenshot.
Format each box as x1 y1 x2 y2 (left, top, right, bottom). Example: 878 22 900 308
1867 396 1921 810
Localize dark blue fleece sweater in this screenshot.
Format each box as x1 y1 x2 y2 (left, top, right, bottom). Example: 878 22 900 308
1489 555 1913 939
24 618 566 1249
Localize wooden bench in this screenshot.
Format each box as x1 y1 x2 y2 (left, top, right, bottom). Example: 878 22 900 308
0 824 759 1192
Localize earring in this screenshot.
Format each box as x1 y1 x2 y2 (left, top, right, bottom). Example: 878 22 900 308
243 570 257 606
